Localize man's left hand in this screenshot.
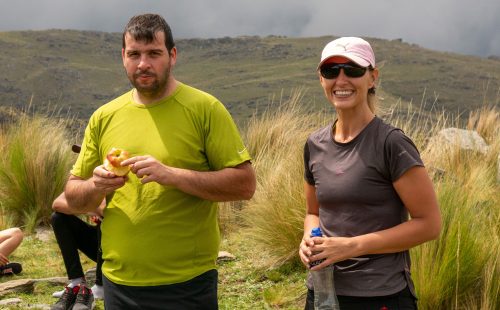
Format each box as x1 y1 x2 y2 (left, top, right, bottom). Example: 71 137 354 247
121 155 174 185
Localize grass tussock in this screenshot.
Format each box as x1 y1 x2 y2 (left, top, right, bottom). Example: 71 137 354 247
0 111 75 232
412 106 500 309
240 90 328 268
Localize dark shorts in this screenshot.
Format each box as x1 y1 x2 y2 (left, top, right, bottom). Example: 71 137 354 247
103 269 218 310
305 286 417 310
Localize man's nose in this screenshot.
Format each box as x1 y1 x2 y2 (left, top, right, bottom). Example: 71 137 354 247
137 55 151 69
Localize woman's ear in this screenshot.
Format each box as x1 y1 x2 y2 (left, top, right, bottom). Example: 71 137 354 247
370 68 379 88
318 70 326 84
319 74 328 88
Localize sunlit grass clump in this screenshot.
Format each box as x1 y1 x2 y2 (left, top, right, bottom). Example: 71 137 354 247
0 111 75 232
240 90 327 267
412 106 499 309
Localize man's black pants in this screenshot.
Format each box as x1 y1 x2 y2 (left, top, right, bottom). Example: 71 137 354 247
103 269 218 310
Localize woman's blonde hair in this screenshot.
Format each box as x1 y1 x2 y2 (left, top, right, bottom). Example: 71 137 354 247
367 68 378 113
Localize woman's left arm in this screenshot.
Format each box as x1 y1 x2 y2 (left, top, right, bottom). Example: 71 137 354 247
356 166 442 253
309 166 441 269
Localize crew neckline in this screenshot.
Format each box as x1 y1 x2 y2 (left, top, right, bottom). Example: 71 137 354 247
331 116 378 146
130 82 183 108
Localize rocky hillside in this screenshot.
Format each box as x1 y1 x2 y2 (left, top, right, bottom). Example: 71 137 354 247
0 30 499 126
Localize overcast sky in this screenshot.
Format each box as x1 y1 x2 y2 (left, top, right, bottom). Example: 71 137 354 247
1 0 499 57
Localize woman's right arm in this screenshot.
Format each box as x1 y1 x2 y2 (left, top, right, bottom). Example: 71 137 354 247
299 181 320 267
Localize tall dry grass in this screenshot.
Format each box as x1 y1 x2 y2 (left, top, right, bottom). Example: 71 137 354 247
0 111 75 232
240 90 328 267
412 106 500 309
239 90 499 308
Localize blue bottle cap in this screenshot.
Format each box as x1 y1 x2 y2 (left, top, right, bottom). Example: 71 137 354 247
311 227 323 237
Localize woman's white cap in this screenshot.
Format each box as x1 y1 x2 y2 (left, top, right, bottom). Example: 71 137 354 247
318 37 376 69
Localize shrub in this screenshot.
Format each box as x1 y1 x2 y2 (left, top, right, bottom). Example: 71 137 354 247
0 112 75 232
240 90 327 267
413 106 500 309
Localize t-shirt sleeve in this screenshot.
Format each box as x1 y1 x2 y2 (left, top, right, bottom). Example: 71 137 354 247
70 113 103 179
303 141 315 185
204 100 251 170
384 129 424 182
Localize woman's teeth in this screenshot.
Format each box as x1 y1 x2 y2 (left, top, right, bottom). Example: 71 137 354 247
334 90 354 97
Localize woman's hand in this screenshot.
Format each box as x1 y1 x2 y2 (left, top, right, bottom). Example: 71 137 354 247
299 237 315 268
308 236 359 270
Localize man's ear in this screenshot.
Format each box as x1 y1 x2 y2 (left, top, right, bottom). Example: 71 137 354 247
169 47 177 66
122 48 126 66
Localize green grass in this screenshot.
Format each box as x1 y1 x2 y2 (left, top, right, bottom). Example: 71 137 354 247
0 228 306 309
0 96 498 309
218 232 307 309
0 232 103 309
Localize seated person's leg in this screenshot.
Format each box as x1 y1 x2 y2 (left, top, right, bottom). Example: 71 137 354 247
0 228 23 275
51 213 101 309
52 212 98 282
0 227 23 259
51 192 104 304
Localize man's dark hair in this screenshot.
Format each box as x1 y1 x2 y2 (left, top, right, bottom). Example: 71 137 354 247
122 14 175 52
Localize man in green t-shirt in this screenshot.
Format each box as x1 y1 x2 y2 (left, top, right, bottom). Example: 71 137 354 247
64 13 256 309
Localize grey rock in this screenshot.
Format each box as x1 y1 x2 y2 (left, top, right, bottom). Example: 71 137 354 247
26 304 51 309
0 278 34 296
0 298 22 306
33 276 67 285
217 251 236 262
434 128 489 154
35 226 54 242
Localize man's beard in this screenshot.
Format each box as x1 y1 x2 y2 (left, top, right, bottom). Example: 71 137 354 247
130 67 170 98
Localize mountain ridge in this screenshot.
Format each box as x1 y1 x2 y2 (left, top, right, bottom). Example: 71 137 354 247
0 30 498 126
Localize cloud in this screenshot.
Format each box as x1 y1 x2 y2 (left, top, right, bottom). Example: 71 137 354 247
0 0 498 57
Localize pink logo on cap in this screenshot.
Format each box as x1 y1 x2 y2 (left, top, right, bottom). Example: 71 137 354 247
318 37 376 69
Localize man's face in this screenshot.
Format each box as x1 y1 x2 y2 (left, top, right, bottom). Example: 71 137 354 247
122 31 176 98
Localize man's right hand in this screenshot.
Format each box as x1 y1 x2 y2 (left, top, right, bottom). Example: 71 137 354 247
93 164 127 194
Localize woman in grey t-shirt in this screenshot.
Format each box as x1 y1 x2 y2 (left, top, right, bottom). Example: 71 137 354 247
299 37 442 310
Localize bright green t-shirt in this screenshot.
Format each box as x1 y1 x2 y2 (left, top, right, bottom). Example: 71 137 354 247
71 82 251 286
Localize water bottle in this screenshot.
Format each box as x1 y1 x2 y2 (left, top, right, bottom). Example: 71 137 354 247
310 227 340 310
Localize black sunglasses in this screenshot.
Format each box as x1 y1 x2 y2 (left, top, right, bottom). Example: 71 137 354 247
320 63 368 79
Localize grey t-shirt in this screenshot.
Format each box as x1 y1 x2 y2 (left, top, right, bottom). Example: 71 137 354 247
304 116 423 297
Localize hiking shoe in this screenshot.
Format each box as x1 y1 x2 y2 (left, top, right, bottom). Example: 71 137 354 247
51 285 79 310
0 262 22 276
72 284 95 310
